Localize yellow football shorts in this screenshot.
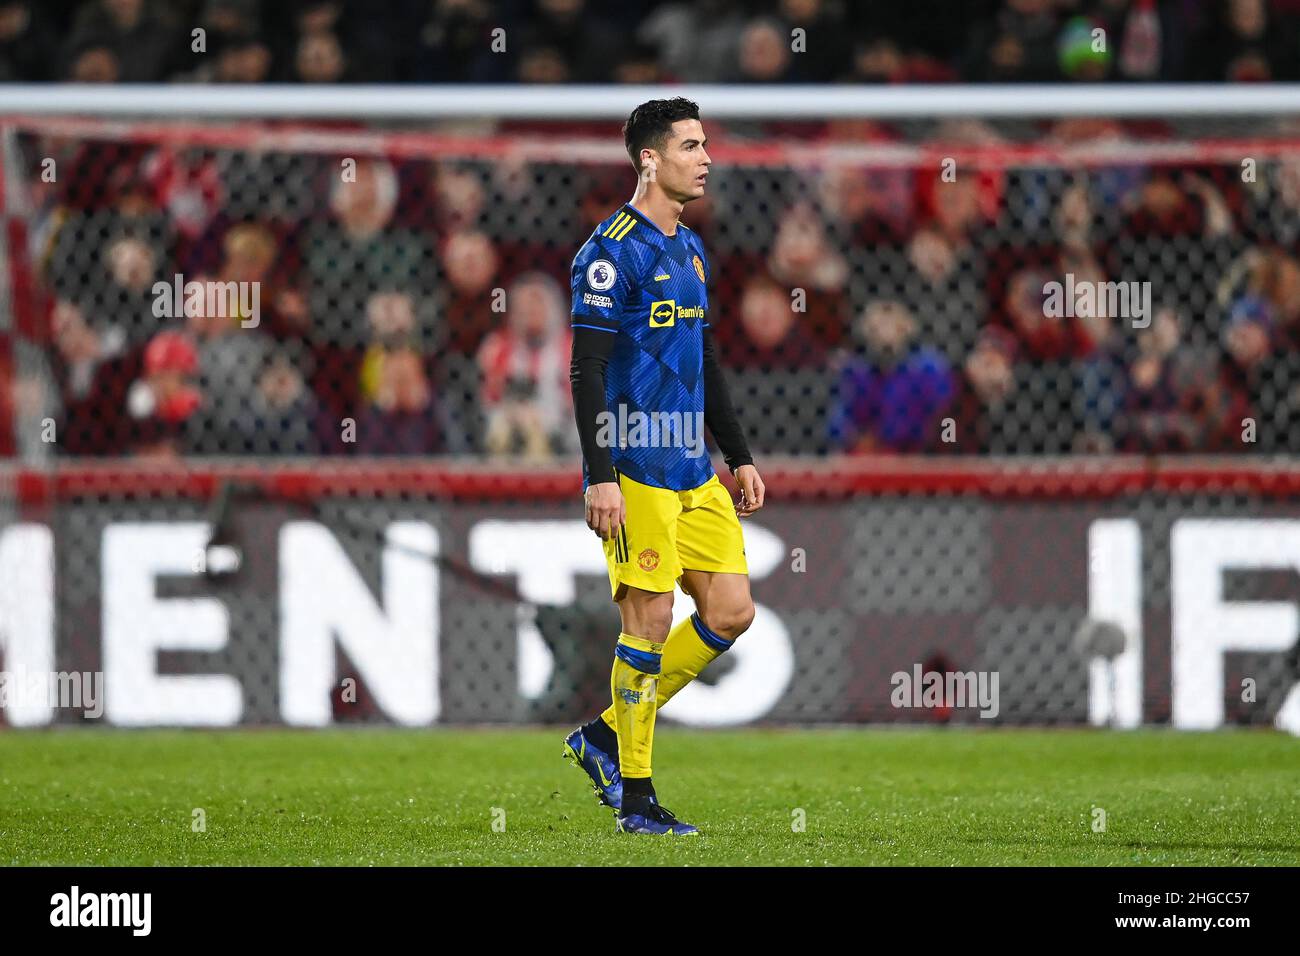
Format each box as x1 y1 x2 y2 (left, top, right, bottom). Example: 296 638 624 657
602 472 748 598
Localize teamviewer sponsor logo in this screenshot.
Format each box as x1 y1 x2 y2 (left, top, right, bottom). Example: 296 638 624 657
50 886 151 936
595 403 707 458
649 299 676 327
648 299 705 328
890 664 1000 719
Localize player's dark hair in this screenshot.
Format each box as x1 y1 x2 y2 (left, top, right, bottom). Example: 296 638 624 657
622 97 700 172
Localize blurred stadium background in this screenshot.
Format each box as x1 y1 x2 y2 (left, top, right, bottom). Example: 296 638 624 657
1 0 1299 735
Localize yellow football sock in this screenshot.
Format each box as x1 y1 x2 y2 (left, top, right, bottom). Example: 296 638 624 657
610 633 664 779
601 613 732 733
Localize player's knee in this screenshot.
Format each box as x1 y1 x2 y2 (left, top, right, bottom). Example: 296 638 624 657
704 601 755 641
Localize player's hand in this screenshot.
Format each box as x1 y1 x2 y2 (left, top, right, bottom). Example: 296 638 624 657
733 464 765 518
584 481 625 540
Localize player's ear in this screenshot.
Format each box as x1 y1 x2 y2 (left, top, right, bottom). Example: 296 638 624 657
640 149 658 182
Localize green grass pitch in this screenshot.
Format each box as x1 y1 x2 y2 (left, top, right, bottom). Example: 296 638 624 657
1 727 1297 866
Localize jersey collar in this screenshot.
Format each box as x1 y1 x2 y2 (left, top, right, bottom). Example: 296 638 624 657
623 202 678 238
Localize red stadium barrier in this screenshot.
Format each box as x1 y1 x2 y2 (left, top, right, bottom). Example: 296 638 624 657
6 456 1300 505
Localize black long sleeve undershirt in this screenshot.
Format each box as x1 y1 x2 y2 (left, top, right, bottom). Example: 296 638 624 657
570 325 618 484
570 323 754 485
701 326 754 473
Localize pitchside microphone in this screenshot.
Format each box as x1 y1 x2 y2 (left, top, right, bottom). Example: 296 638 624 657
202 479 255 581
1073 617 1129 729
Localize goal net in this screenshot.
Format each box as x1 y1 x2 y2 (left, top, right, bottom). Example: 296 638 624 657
0 90 1298 730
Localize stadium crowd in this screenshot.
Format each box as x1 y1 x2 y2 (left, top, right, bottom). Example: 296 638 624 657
13 128 1300 460
1 0 1299 85
3 0 1299 459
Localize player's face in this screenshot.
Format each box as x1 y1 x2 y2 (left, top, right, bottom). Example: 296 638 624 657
650 119 711 202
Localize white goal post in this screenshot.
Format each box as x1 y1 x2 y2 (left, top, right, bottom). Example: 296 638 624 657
0 82 1298 119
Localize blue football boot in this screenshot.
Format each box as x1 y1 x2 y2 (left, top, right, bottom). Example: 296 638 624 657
616 795 700 836
562 727 623 810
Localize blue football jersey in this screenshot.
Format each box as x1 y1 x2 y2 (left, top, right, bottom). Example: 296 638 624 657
571 203 714 491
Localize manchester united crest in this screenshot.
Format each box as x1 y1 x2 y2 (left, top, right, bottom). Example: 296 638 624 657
638 548 660 571
692 255 706 282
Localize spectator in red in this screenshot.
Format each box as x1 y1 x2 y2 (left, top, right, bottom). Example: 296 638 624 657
765 201 851 348
95 233 165 348
986 179 1106 352
1200 296 1299 452
1121 173 1213 241
125 330 201 458
440 231 502 355
50 299 137 456
918 167 1002 248
933 326 1020 454
817 155 911 249
924 119 1008 213
723 273 832 456
44 160 171 320
1002 266 1095 361
431 164 488 235
478 272 574 460
724 274 826 370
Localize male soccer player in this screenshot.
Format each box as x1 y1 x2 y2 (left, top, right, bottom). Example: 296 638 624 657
564 97 765 835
